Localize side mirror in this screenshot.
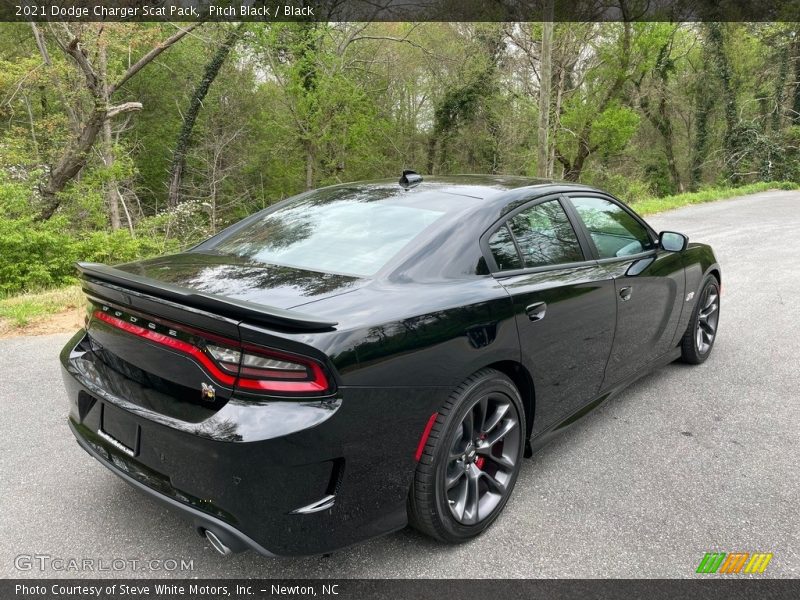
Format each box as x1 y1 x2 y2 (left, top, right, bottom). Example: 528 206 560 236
659 231 689 252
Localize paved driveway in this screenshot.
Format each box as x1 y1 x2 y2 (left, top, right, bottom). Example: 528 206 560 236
0 191 797 578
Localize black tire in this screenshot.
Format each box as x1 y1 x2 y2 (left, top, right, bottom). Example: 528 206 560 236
680 274 720 364
408 368 526 543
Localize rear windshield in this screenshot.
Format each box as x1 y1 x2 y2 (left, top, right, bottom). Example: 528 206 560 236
205 192 445 277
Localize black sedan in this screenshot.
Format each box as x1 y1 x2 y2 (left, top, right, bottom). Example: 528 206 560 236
61 174 721 556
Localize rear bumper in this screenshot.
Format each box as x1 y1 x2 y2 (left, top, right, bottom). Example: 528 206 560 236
61 330 446 556
69 419 276 556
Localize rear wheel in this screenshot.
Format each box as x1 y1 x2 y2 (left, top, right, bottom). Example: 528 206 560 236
408 369 525 543
680 275 720 364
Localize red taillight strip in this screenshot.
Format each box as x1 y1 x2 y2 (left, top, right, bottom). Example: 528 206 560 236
94 310 237 385
93 310 329 393
414 412 439 462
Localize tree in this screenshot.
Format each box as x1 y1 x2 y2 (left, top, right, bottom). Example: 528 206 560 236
537 1 554 178
635 25 685 192
706 22 739 181
426 24 505 174
37 23 201 221
167 23 246 207
689 37 716 189
554 20 637 181
254 22 398 190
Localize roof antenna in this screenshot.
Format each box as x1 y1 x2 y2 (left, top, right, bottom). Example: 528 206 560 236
399 169 423 190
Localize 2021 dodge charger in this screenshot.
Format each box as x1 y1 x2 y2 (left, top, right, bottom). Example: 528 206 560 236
61 173 721 556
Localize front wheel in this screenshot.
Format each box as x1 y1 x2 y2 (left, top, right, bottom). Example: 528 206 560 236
408 369 525 543
680 274 720 364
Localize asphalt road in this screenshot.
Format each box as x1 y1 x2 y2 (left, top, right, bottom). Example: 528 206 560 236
0 191 798 579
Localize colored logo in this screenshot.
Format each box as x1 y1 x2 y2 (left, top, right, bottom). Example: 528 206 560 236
201 382 216 401
696 552 773 574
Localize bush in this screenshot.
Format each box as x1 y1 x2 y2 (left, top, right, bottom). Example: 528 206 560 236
76 229 169 266
0 211 173 295
0 215 78 294
583 168 653 204
0 174 185 295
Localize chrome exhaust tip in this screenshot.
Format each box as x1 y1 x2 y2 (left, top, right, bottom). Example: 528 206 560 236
204 529 232 556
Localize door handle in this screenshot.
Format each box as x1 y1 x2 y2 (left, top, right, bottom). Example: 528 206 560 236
525 301 547 321
619 286 633 301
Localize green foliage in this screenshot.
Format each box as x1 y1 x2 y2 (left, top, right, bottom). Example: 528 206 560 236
0 214 167 295
584 167 654 204
643 159 677 197
2 21 800 306
135 201 211 249
0 173 168 294
590 103 640 158
0 214 75 292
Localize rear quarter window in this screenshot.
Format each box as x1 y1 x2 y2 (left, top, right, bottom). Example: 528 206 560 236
488 224 523 271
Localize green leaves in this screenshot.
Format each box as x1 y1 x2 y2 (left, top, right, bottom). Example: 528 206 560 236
590 103 640 156
2 20 800 300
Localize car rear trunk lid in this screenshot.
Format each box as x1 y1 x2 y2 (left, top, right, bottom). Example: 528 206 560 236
79 260 338 419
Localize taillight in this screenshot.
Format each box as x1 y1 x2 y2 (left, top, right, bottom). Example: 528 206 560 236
207 343 329 393
235 346 329 393
94 307 332 396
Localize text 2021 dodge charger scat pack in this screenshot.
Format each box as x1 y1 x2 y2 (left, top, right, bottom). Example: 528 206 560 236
61 174 721 556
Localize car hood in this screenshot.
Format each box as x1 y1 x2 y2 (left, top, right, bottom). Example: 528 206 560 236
114 252 366 310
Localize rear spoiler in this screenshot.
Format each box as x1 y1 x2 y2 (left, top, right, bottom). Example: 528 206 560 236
76 262 338 331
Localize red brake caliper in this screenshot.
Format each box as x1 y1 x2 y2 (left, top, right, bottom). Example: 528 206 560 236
475 433 487 470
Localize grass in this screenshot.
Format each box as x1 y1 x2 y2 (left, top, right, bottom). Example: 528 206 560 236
0 181 796 333
633 181 798 215
0 285 83 327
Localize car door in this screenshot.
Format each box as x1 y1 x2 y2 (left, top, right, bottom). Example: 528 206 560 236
482 195 617 435
565 194 685 388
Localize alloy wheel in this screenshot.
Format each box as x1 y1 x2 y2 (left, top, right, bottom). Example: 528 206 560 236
444 392 520 525
695 282 720 354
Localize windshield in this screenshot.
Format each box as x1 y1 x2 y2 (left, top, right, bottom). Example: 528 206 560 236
205 190 445 277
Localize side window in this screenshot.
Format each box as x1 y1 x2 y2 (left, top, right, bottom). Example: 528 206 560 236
507 200 583 268
488 224 523 271
569 197 654 258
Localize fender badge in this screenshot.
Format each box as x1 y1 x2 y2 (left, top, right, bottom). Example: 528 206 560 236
201 383 216 401
686 291 695 302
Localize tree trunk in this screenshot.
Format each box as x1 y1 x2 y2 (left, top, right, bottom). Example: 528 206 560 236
690 90 714 190
773 42 789 132
167 24 245 207
102 118 121 230
662 124 683 192
98 40 121 230
305 142 314 190
30 22 80 133
792 35 800 125
707 23 739 181
639 38 684 192
550 52 565 178
537 4 554 178
426 135 437 174
561 138 591 182
39 105 108 220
